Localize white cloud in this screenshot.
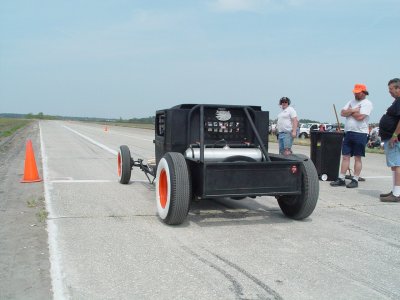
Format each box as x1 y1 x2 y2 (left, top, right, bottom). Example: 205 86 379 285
211 0 269 12
129 9 178 31
209 0 337 13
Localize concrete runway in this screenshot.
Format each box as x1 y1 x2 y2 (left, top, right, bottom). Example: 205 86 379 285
40 120 399 299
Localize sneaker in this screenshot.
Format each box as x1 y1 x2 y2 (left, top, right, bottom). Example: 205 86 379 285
345 175 366 182
330 178 345 187
380 193 400 202
346 179 358 188
379 191 392 198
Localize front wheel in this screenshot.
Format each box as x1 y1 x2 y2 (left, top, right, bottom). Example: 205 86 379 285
277 154 319 220
118 145 132 184
299 133 307 139
156 152 191 225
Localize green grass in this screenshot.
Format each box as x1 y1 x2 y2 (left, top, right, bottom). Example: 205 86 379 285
27 199 37 208
0 118 31 139
36 209 48 222
27 196 48 222
366 147 385 154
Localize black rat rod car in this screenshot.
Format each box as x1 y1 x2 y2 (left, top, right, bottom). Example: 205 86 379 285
117 104 319 225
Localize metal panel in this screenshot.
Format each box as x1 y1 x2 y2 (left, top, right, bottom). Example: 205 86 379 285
198 161 302 198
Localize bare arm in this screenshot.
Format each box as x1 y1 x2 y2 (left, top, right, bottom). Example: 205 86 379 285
291 117 298 138
341 106 359 117
394 121 400 135
389 120 400 147
351 111 366 121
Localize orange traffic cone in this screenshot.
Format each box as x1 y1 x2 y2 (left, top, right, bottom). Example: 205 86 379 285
21 140 42 183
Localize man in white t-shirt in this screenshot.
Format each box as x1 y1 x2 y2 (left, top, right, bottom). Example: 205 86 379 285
331 84 373 188
277 97 298 155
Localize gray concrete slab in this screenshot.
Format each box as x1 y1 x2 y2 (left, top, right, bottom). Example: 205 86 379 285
40 120 400 299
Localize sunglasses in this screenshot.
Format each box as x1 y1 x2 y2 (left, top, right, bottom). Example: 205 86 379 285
280 100 288 103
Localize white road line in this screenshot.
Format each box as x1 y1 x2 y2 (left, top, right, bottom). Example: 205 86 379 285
51 180 116 183
40 123 151 299
40 122 68 300
63 125 118 156
50 179 150 183
362 176 391 179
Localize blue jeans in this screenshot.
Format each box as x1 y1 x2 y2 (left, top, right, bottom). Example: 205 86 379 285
278 132 293 154
384 140 400 167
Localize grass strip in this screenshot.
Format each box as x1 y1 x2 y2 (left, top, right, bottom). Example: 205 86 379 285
0 118 31 139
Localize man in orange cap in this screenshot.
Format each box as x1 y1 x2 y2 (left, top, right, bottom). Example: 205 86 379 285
331 83 373 188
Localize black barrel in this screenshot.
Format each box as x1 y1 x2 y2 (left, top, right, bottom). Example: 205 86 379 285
310 131 344 181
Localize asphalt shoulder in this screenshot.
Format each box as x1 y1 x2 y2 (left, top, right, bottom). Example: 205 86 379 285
0 121 52 299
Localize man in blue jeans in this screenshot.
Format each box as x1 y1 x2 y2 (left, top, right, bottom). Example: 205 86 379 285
277 97 298 155
331 84 373 188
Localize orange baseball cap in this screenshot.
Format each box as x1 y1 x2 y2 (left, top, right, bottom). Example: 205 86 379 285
353 83 368 94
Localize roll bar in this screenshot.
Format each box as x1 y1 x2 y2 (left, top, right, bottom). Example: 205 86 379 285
186 104 271 162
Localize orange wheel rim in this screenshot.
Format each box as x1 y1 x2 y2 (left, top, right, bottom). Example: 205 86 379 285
159 169 168 208
117 153 121 176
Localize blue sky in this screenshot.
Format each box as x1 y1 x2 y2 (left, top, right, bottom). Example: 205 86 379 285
0 0 398 122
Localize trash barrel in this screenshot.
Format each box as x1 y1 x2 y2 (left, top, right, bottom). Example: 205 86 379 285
310 131 344 181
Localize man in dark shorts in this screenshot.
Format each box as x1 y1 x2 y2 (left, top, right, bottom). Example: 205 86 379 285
331 84 373 188
379 78 400 202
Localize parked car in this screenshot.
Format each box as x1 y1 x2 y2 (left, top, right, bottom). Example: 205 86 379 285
299 123 319 139
268 123 277 135
319 123 332 131
299 123 333 138
326 124 342 132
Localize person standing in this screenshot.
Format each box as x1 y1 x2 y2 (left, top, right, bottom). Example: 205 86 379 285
379 78 400 202
277 97 298 155
330 84 373 188
367 125 381 148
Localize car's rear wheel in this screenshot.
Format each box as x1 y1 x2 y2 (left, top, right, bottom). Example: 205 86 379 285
156 152 191 225
118 145 132 184
277 154 319 219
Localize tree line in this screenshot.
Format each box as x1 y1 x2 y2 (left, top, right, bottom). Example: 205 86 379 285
0 113 156 124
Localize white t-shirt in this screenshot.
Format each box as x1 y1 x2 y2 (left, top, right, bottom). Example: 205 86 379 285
343 98 373 134
277 106 297 133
